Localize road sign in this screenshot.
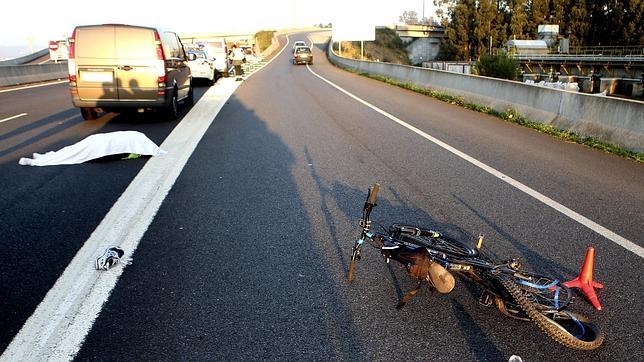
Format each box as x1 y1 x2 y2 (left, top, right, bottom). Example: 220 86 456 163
332 2 376 41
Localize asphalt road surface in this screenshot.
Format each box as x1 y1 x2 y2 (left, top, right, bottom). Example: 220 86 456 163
1 32 643 360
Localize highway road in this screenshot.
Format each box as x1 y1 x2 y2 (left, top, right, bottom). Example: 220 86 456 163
1 32 643 360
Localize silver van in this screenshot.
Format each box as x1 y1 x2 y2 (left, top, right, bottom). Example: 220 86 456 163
68 24 194 120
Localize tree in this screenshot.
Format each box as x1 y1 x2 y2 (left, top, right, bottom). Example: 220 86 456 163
474 0 499 57
609 0 644 45
399 10 420 25
567 0 589 46
528 0 551 38
509 0 529 39
438 0 476 60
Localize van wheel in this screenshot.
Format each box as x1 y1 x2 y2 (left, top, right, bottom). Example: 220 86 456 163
164 92 178 120
80 107 97 120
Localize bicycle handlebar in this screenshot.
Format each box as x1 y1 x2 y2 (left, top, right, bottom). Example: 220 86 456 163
368 183 380 205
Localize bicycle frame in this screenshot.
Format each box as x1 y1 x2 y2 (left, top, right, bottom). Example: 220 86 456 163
348 183 603 350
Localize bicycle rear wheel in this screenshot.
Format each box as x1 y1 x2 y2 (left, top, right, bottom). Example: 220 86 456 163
497 274 604 350
513 272 572 311
400 233 478 257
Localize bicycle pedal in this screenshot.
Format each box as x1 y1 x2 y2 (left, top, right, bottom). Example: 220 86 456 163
479 291 493 307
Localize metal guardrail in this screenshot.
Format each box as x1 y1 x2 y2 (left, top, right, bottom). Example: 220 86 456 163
567 45 644 56
512 54 644 63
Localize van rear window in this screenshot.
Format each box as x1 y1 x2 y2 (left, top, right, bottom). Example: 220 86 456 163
76 28 116 58
115 27 156 59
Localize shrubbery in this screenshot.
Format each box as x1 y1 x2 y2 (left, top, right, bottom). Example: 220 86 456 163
474 54 519 80
255 31 276 53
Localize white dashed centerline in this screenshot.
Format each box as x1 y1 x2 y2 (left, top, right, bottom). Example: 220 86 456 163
0 113 27 124
0 80 68 94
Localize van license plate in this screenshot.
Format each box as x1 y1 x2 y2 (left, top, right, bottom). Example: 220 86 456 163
80 72 113 82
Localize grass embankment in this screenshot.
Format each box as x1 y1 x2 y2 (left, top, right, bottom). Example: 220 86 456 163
333 28 410 65
255 30 276 53
343 68 644 162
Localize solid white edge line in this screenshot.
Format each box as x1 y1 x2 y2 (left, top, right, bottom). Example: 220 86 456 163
0 80 68 93
305 61 644 259
0 113 27 124
0 78 238 361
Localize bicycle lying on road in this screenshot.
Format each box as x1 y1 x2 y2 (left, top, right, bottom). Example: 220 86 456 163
348 183 604 350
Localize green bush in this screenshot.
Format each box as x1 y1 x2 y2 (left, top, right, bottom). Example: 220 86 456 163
255 30 276 53
475 54 519 80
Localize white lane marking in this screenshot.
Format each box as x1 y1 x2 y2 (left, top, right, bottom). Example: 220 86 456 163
38 59 51 65
1 35 292 362
0 80 68 94
0 113 27 124
2 80 239 359
306 64 644 259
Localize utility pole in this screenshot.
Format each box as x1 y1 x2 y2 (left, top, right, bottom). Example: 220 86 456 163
489 35 492 55
422 0 425 23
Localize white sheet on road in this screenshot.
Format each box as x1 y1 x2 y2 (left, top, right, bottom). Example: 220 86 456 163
18 131 167 166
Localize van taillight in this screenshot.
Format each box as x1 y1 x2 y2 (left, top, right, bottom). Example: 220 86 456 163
68 29 77 81
68 29 76 59
157 76 166 95
153 31 166 61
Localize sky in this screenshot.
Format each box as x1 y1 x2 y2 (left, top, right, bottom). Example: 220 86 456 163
1 0 438 56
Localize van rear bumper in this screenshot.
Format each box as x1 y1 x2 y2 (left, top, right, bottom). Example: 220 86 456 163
71 94 171 109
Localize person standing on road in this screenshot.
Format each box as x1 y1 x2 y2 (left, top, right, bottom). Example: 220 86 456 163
230 44 245 81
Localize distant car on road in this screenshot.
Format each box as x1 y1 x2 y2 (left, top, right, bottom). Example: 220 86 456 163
292 41 307 50
292 46 313 65
186 50 217 84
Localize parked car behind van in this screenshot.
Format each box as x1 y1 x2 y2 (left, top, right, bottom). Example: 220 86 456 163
68 24 194 120
201 38 229 78
186 49 216 84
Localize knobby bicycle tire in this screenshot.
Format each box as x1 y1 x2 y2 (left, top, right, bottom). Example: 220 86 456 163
497 274 604 350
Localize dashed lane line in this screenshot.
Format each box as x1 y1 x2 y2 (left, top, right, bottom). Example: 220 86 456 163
0 113 27 124
0 80 68 93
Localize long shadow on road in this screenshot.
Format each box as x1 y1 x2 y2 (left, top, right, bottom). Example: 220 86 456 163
76 95 364 359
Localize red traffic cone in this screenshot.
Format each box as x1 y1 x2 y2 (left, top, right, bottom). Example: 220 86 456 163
564 246 603 310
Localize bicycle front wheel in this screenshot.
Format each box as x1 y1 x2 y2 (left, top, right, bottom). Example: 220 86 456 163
497 274 604 350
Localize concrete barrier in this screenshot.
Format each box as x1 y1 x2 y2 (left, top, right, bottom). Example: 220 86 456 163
0 49 49 66
0 63 68 87
328 45 644 153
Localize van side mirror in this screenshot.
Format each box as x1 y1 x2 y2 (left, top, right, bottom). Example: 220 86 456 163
187 53 197 61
